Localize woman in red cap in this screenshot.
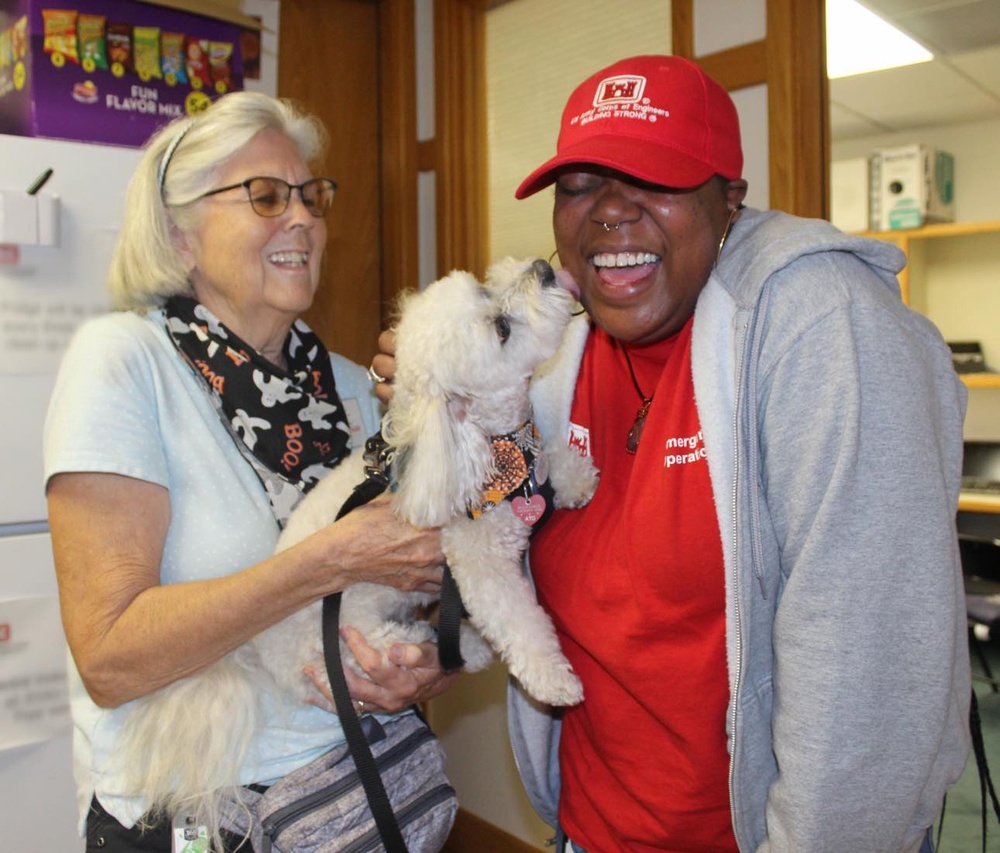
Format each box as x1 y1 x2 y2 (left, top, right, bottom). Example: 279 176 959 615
375 55 970 852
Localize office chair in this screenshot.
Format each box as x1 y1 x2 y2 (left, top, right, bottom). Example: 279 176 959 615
959 534 1000 691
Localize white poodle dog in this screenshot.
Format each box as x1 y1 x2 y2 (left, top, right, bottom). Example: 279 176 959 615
117 256 598 845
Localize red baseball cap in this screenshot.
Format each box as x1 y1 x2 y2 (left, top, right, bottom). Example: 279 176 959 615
515 55 743 199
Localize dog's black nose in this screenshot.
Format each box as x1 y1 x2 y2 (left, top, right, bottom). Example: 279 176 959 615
532 258 556 287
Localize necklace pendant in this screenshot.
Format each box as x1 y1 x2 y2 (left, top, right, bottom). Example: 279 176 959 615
626 398 652 455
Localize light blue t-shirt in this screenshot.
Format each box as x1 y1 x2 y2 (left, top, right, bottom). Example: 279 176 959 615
43 309 382 831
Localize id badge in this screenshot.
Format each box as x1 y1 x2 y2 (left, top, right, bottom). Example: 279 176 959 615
171 813 209 852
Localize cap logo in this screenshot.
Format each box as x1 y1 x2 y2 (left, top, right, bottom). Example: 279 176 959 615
567 73 666 132
594 75 646 107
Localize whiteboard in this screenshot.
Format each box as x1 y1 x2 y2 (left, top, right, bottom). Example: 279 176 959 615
0 135 142 524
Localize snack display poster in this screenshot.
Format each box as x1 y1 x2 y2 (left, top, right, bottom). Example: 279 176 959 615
0 0 250 147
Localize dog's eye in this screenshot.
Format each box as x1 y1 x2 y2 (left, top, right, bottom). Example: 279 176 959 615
494 315 511 344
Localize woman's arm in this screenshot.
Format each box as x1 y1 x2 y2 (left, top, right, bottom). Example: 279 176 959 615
756 270 967 850
49 470 446 709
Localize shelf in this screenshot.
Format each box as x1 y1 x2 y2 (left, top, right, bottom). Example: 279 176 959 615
853 222 1000 347
958 493 1000 514
858 220 1000 242
961 374 1000 389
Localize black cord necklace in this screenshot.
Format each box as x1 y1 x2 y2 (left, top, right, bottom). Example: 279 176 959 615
618 341 652 455
613 206 742 455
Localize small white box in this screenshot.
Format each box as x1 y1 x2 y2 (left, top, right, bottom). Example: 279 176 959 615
35 193 60 247
870 144 955 231
831 157 870 232
0 191 38 245
0 191 60 246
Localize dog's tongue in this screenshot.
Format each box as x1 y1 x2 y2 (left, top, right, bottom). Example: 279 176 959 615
554 268 581 300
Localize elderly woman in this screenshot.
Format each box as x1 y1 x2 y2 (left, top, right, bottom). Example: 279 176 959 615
44 91 452 852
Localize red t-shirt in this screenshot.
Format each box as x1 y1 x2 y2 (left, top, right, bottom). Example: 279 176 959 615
531 318 737 852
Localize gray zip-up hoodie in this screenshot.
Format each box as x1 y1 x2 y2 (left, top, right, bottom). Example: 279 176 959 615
508 208 971 852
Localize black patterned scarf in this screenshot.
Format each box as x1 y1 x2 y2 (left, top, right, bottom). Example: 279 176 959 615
164 295 351 523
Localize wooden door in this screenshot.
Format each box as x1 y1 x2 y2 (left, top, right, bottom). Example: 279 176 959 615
278 0 419 368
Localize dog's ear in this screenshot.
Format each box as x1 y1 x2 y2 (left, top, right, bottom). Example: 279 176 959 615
389 392 494 528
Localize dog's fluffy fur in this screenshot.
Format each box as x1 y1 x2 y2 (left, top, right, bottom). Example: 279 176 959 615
116 256 598 847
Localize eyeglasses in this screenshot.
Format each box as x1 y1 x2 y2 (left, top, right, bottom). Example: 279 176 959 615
195 176 337 217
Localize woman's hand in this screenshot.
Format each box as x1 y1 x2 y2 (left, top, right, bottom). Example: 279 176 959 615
304 626 460 715
316 493 445 594
370 330 397 405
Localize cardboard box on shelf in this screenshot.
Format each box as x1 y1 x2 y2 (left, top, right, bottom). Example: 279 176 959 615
870 143 955 231
0 0 260 147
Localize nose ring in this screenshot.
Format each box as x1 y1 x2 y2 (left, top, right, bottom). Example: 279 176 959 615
602 222 620 232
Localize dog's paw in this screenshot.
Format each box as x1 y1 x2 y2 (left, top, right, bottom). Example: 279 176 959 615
548 447 599 509
458 625 495 673
515 659 584 707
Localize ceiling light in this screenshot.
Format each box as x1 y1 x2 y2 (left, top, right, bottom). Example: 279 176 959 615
826 0 934 80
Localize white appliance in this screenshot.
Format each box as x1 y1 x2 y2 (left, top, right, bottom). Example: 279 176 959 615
0 7 278 846
0 133 143 849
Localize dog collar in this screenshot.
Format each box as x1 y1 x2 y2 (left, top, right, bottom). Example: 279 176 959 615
469 420 554 527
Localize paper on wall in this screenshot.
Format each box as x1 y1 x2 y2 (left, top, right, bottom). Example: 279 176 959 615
0 595 70 751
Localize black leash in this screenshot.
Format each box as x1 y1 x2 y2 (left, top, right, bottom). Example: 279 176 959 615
356 429 467 672
437 566 466 671
936 688 1000 853
970 688 1000 852
316 430 469 851
322 470 407 853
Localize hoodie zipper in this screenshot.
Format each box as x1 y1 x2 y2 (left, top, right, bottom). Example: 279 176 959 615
727 278 774 851
727 315 750 850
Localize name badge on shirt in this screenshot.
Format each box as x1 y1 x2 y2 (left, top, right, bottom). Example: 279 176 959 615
172 813 209 852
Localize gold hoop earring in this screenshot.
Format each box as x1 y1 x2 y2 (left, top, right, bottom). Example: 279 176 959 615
715 207 741 268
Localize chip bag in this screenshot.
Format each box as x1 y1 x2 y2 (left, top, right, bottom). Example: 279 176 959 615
107 21 133 72
42 8 79 64
134 26 162 80
185 38 212 89
208 41 233 93
12 15 28 61
161 31 188 84
78 13 108 71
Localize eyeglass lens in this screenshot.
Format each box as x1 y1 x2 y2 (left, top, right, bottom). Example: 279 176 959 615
247 177 336 217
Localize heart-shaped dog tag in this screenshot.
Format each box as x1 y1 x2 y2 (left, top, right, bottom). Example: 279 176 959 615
512 494 546 526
